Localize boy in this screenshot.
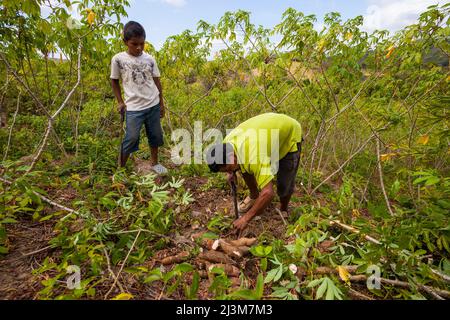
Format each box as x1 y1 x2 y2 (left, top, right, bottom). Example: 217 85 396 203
111 21 167 174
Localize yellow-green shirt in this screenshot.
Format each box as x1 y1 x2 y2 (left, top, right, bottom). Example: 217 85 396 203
223 113 302 189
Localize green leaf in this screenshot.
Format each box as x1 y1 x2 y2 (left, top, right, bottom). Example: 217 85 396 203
255 273 264 299
307 278 323 288
274 266 284 282
316 279 328 299
174 262 194 274
1 217 18 224
261 257 267 272
424 176 440 186
144 269 163 283
264 268 278 283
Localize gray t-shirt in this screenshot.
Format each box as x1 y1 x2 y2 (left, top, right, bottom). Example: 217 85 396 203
110 52 161 111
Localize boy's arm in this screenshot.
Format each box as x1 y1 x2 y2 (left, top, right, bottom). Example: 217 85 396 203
111 79 126 114
153 77 165 118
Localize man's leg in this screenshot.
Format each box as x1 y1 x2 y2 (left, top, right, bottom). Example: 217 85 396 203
277 143 301 212
280 194 292 212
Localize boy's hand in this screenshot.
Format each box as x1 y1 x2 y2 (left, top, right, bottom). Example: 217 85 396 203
117 102 126 114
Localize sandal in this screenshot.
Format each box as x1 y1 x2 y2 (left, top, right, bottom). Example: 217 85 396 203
152 163 168 175
238 196 257 214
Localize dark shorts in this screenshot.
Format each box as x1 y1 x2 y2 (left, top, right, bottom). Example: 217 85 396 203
276 142 302 198
122 104 163 155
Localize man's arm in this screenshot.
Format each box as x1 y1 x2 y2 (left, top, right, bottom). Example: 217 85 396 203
153 77 165 118
111 79 125 113
233 181 275 230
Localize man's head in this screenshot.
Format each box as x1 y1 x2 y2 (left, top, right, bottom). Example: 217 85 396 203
206 143 239 173
123 21 146 57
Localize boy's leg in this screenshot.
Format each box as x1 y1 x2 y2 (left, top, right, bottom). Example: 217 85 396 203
150 146 158 167
121 111 144 167
144 104 164 166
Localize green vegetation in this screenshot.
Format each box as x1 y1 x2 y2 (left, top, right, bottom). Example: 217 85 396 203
0 1 449 300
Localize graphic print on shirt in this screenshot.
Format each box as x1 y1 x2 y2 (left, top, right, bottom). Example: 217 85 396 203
118 60 155 88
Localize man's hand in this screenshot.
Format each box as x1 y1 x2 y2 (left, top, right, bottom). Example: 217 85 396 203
117 102 126 114
233 214 250 231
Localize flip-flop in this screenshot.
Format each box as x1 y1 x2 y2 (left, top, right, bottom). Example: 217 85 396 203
152 163 168 175
238 196 256 214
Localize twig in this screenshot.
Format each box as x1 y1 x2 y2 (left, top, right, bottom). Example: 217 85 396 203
312 134 374 194
104 229 141 299
348 275 450 299
25 40 82 175
101 246 125 293
0 177 79 218
307 265 450 299
21 245 52 257
329 219 381 245
376 138 395 216
275 208 287 226
431 269 450 283
348 288 374 300
326 217 450 284
2 91 21 161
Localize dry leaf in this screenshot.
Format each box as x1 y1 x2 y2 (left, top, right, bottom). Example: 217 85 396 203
337 266 351 284
380 153 395 161
385 46 395 59
417 135 429 145
112 293 133 300
87 11 96 26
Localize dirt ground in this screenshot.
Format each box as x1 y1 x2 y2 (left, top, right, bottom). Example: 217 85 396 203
0 173 294 300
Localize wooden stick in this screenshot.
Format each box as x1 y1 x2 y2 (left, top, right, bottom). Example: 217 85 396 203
376 138 395 216
329 219 381 245
306 265 450 299
101 246 125 293
0 177 79 219
275 208 287 226
21 245 52 257
104 229 141 299
327 218 449 283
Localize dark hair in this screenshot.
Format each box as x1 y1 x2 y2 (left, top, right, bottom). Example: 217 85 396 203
123 21 146 41
206 143 234 173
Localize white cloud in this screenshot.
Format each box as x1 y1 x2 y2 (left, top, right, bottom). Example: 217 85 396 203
362 0 443 33
162 0 186 8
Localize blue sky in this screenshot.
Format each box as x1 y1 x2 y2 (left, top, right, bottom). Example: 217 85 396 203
125 0 444 49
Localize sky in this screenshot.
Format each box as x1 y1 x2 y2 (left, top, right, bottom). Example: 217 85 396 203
123 0 444 49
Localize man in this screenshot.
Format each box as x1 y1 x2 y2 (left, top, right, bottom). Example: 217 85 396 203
206 113 302 231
